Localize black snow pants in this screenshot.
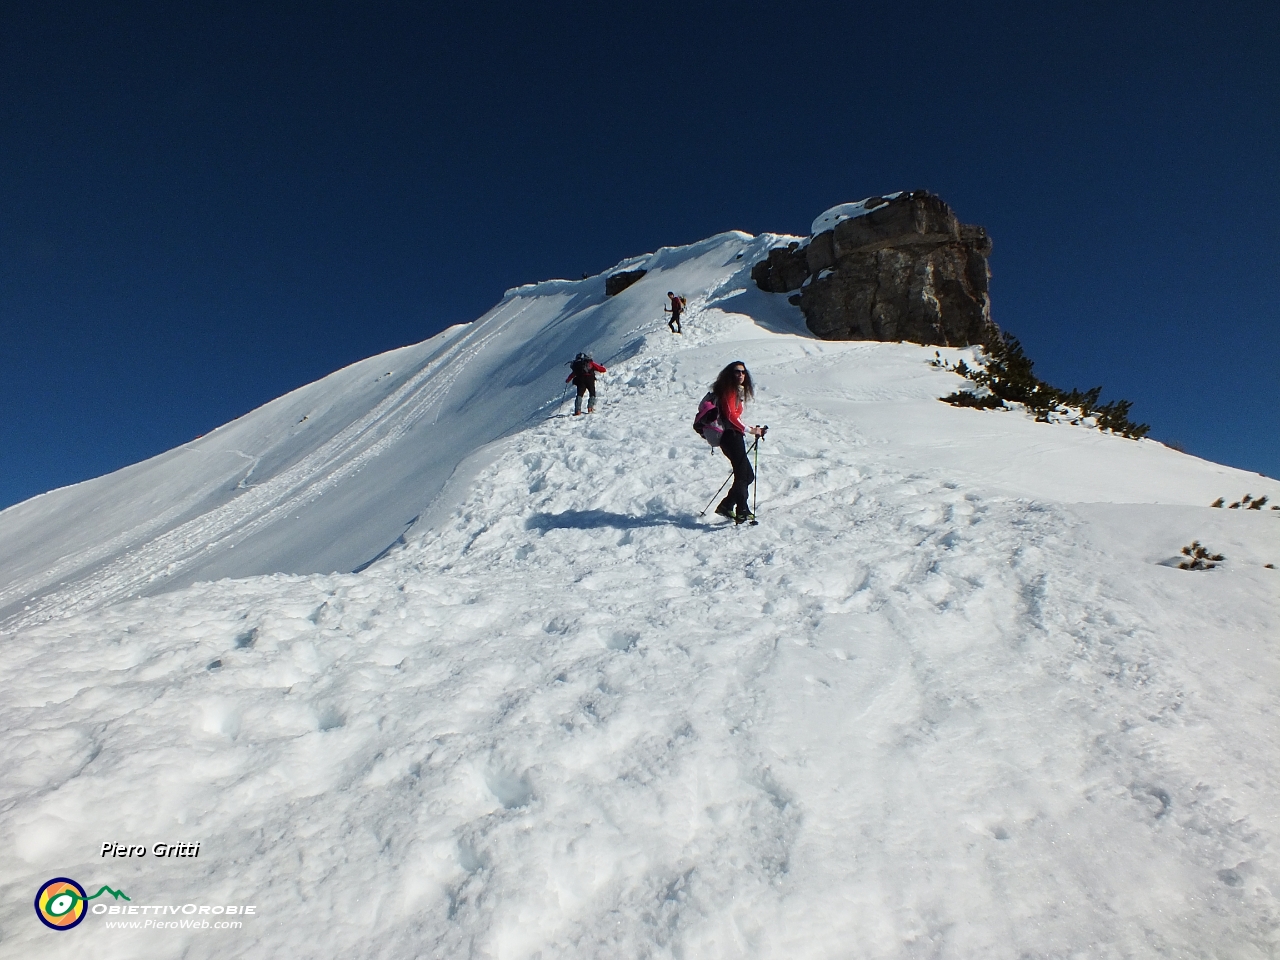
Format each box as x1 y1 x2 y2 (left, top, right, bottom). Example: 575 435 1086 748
573 378 597 413
717 428 755 517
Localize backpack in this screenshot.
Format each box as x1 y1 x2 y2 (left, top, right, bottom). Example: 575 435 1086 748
570 353 592 377
693 391 724 446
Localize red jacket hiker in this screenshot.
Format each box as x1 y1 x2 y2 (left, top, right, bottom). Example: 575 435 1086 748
666 292 685 333
566 354 606 415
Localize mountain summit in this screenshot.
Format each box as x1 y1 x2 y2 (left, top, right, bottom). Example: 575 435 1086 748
754 191 1000 348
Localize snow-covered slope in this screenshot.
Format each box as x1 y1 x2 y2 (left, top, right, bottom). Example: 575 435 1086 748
3 229 1279 958
1 229 1268 632
0 233 788 629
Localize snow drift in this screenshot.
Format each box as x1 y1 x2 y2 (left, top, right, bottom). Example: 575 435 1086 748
2 228 1278 958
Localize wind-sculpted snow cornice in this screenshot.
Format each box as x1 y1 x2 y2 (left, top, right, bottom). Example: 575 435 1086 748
503 231 761 299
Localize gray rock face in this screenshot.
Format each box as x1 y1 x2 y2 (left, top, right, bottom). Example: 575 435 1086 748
750 243 810 294
753 192 1000 348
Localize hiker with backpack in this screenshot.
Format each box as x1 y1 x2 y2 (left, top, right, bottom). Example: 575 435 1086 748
665 292 686 334
700 361 765 523
565 352 607 415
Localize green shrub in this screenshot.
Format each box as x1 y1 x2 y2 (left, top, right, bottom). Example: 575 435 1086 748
941 390 1005 409
933 336 1150 439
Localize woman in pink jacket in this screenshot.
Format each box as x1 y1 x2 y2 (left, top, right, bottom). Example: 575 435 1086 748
711 361 766 522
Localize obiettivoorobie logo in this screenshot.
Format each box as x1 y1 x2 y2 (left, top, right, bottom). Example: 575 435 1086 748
35 877 130 931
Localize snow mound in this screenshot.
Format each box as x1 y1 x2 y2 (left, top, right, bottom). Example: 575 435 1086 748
810 191 905 235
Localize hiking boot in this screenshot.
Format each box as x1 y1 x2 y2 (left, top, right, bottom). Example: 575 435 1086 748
714 502 735 520
734 509 755 525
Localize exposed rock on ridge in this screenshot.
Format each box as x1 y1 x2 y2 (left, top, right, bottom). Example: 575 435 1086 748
604 269 647 296
752 191 1001 348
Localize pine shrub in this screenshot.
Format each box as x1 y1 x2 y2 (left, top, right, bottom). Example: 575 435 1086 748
1214 494 1277 512
1178 540 1225 570
934 336 1150 438
941 390 1005 409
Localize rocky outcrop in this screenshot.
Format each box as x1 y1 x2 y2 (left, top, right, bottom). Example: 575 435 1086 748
753 191 1000 348
750 243 810 294
605 269 647 296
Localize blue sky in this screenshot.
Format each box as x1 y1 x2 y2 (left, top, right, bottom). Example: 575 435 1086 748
2 1 1277 511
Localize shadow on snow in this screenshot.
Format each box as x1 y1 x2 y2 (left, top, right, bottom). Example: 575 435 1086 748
525 510 704 532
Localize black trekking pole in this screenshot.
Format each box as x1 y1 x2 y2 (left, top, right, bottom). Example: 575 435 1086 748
699 468 735 516
751 427 767 523
556 382 569 417
702 435 761 517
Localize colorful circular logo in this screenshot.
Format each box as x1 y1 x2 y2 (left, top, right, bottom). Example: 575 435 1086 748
35 878 88 931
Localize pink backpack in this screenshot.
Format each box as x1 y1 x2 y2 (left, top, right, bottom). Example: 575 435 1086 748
693 392 723 446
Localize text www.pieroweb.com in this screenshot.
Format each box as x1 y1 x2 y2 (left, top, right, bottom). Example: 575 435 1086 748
94 903 255 931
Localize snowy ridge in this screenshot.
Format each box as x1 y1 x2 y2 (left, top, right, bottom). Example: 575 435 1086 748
2 230 1279 958
0 232 782 629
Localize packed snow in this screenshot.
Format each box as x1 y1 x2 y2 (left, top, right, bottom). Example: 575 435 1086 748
810 193 905 236
3 231 1278 958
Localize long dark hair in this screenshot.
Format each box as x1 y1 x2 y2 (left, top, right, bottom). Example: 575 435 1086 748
712 361 754 400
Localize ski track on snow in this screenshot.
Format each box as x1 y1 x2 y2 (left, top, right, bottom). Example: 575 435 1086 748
0 296 543 634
